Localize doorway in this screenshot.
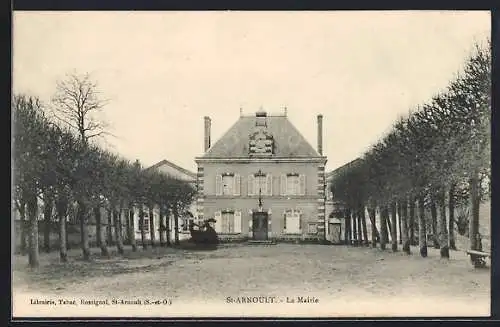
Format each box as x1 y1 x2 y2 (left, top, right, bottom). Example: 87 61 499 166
252 211 268 240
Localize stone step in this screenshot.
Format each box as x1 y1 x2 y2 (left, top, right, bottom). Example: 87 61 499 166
247 240 277 245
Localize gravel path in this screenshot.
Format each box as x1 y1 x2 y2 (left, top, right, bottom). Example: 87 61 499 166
13 243 490 317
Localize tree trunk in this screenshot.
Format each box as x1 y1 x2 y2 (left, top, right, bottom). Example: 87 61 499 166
94 206 109 257
397 202 403 245
380 206 388 250
128 204 137 251
114 206 125 254
124 207 130 245
166 207 171 246
139 207 147 250
344 208 351 245
173 206 180 245
448 184 456 250
55 195 68 262
27 194 40 268
78 200 91 261
149 207 156 247
356 210 363 245
106 208 113 246
468 173 481 252
360 207 368 246
390 202 398 252
368 207 378 248
43 194 53 253
438 188 449 258
409 197 416 246
352 210 358 246
430 197 440 249
18 201 27 255
159 206 165 246
401 198 411 254
418 195 428 257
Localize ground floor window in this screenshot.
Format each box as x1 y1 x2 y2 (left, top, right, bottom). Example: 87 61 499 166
284 210 301 234
215 210 242 233
141 212 150 232
308 223 317 235
222 211 235 233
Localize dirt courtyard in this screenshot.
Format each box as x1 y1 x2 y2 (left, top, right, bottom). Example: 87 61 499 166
12 243 490 317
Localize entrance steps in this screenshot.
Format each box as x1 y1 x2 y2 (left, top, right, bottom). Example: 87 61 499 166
247 240 277 246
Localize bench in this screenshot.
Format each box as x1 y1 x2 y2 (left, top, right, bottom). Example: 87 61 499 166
466 249 490 268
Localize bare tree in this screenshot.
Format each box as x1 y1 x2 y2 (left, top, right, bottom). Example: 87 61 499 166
51 71 110 145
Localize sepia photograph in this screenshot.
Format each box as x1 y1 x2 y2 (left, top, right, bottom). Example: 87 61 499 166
11 10 491 318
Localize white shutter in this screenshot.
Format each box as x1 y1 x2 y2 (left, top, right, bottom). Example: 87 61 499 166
248 175 255 196
214 211 222 233
295 212 301 232
215 174 223 195
234 174 241 196
249 216 253 232
234 211 242 233
280 174 287 196
299 174 306 195
266 174 273 196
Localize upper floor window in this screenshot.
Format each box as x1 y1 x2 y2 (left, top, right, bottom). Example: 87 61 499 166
280 173 306 196
215 173 241 196
248 170 272 196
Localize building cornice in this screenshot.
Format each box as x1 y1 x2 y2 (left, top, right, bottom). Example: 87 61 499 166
195 157 328 164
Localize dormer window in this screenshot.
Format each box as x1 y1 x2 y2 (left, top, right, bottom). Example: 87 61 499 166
255 110 267 127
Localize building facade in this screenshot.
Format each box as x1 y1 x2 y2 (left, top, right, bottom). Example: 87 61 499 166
195 109 328 242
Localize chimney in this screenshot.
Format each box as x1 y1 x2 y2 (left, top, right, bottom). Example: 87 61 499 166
204 116 211 152
317 114 323 155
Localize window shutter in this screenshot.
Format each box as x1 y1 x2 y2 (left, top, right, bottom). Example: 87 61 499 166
214 211 222 233
234 174 241 196
266 174 273 196
215 175 223 195
280 174 287 196
249 216 253 232
296 211 302 232
299 174 306 195
248 175 255 196
234 211 242 233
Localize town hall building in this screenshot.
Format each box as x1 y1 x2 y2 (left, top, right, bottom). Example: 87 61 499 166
195 109 328 242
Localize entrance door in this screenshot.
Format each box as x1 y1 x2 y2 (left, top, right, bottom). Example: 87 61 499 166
252 212 268 240
329 223 341 244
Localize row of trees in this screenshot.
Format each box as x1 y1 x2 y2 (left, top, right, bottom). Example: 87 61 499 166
331 41 491 260
13 72 196 268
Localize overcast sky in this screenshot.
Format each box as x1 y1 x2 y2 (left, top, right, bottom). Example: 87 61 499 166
13 11 490 172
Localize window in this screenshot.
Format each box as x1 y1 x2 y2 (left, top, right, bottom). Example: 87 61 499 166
284 210 301 234
215 210 242 234
221 211 235 233
141 213 150 232
256 175 266 194
281 174 305 196
308 223 318 235
248 172 272 196
216 174 241 196
182 218 194 232
222 175 234 195
287 175 300 195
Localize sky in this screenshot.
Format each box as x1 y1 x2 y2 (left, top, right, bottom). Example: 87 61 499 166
12 11 490 173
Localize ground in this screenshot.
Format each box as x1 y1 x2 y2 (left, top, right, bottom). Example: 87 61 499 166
12 243 490 317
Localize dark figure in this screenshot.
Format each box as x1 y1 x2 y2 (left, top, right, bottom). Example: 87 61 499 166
189 218 219 247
